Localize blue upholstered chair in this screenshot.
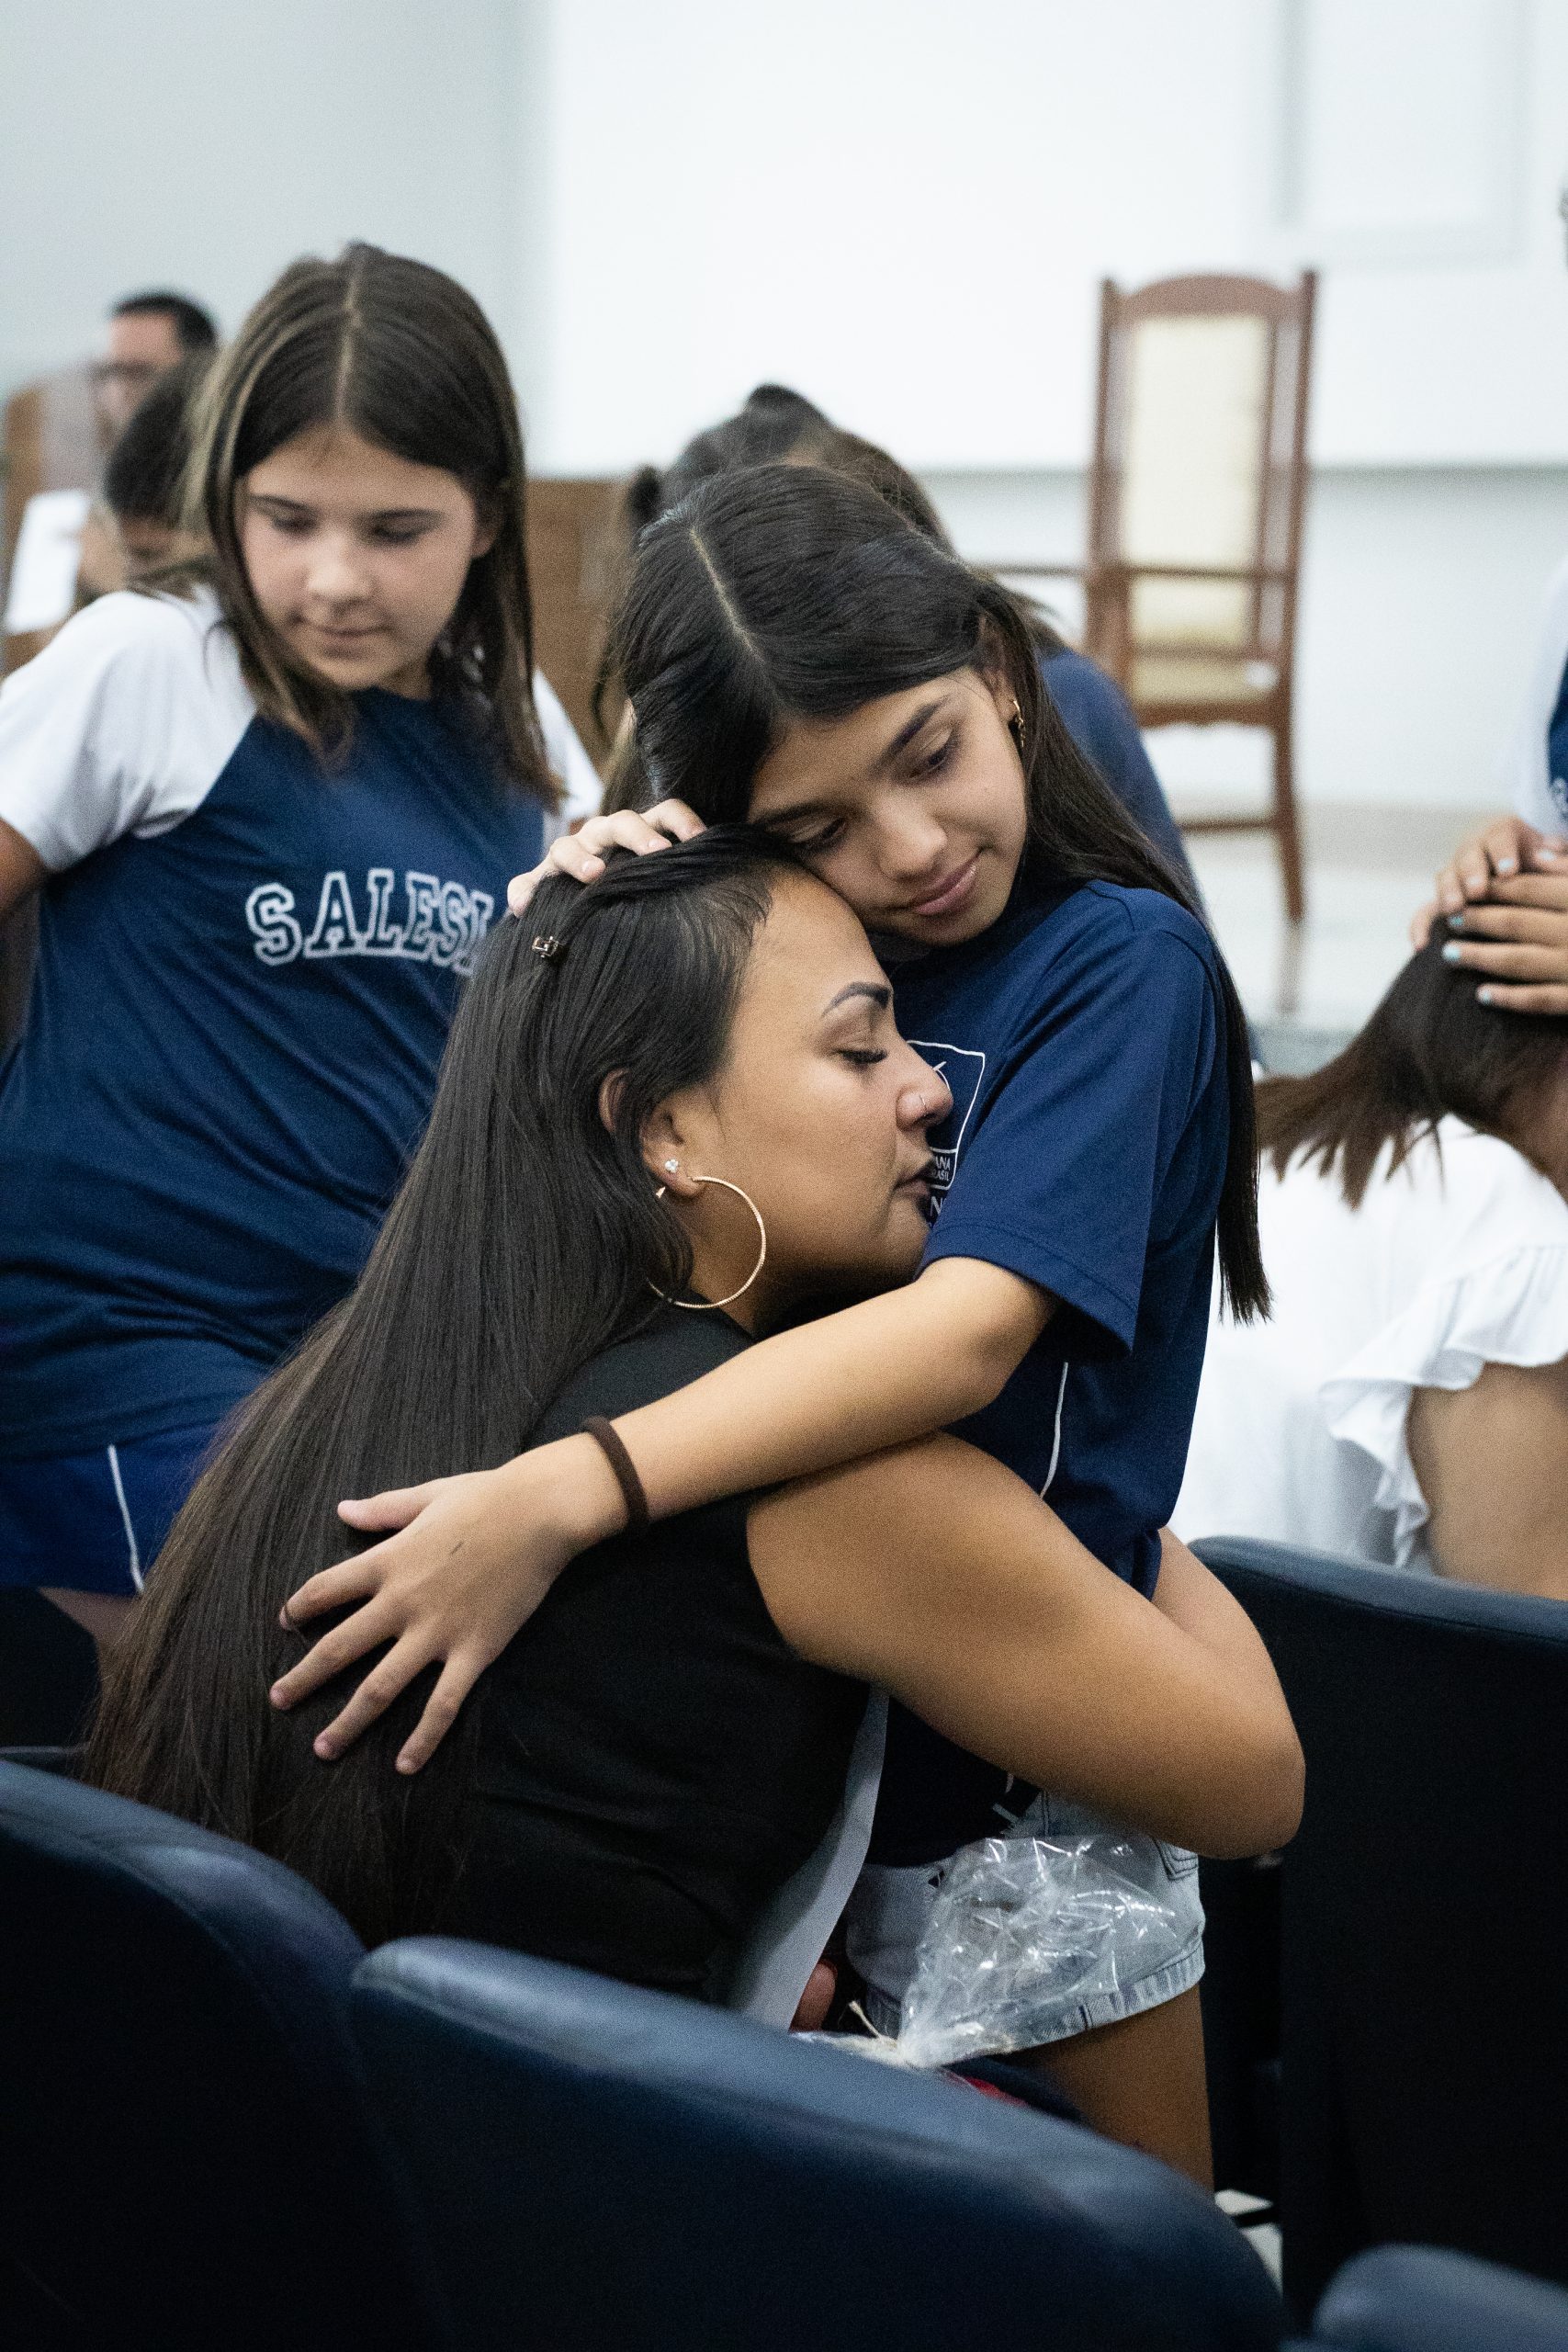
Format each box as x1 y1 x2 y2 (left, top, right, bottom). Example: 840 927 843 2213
0 1589 96 1747
7 1750 1562 2352
1195 1539 1568 2312
1307 2245 1568 2352
351 1934 1288 2352
0 1758 438 2352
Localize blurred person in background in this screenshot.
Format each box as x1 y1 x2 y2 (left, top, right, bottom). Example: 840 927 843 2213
90 288 218 447
72 290 222 604
100 353 212 579
1176 935 1568 1599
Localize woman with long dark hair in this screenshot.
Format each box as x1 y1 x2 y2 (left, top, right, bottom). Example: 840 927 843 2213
87 836 1299 2178
1177 935 1568 1594
272 462 1266 2106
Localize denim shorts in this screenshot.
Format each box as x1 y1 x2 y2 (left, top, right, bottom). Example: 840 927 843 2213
844 1790 1205 2052
0 1422 220 1597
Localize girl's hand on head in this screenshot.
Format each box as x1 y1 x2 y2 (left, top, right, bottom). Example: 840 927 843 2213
268 1436 626 1772
1428 818 1565 923
1438 870 1568 1013
506 800 707 918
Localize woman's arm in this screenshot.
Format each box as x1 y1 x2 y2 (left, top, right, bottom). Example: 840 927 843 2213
1407 1360 1568 1599
749 1441 1303 1859
276 1259 1052 1766
282 890 1210 1769
0 817 46 926
613 1257 1050 1515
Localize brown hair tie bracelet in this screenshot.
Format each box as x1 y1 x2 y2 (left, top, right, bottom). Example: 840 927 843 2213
581 1417 650 1536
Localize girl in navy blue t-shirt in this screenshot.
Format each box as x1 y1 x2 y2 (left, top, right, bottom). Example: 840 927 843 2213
596 381 1199 895
274 462 1265 2169
0 244 588 1641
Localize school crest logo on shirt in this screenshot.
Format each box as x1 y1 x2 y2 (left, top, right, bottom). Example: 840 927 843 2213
907 1040 987 1206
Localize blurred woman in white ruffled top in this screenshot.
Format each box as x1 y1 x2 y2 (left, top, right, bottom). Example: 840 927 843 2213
1175 936 1568 1598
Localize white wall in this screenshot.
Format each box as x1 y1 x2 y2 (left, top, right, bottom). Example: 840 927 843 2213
5 0 1567 816
6 0 1567 473
529 0 1568 814
0 0 532 401
535 0 1568 473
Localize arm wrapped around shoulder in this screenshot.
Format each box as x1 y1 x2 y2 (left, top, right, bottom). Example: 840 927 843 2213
748 1439 1303 1863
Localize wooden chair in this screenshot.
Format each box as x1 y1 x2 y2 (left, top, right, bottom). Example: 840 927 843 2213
2 363 100 678
2 368 102 1046
524 475 625 757
1001 273 1316 922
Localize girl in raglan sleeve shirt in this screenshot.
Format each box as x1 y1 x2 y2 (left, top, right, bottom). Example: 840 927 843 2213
0 244 581 1640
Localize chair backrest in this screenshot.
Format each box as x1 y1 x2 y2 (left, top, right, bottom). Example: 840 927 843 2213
2 364 99 677
525 475 623 753
1196 1539 1568 2310
0 1594 97 1747
352 1936 1286 2352
1088 273 1314 673
0 1760 436 2352
1310 2245 1568 2352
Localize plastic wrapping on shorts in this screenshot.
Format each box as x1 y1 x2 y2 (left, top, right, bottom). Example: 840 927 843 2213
895 1829 1191 2069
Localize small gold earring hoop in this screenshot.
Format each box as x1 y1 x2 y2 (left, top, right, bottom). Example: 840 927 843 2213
651 1174 768 1312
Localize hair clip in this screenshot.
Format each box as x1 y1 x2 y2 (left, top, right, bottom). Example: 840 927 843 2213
531 934 563 962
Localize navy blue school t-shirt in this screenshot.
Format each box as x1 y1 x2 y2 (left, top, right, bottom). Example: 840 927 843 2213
871 876 1229 1862
0 589 547 1457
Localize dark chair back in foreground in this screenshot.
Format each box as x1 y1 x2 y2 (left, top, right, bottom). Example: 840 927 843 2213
1195 1539 1568 2312
352 1936 1285 2352
1309 2245 1568 2352
0 1759 436 2352
0 1590 97 1747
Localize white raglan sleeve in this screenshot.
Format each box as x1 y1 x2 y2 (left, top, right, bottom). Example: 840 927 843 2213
533 670 604 841
0 588 254 872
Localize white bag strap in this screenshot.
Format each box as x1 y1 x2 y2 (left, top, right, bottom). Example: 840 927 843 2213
725 1687 888 2028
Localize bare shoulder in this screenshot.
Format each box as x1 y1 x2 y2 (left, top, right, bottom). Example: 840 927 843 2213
749 1433 1011 1559
746 1435 1070 1671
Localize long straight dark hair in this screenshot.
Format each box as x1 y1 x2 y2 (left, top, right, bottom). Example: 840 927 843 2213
609 463 1268 1320
178 242 550 797
1258 934 1568 1207
84 832 806 1943
594 381 1067 767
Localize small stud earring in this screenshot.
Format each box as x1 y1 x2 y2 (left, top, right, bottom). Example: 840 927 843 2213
664 1159 679 1173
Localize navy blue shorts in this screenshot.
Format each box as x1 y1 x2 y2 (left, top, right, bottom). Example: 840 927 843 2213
0 1423 220 1597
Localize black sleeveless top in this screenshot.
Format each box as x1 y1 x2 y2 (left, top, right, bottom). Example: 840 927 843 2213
447 1306 866 2002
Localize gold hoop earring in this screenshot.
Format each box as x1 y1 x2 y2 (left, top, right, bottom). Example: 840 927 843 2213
651 1174 768 1312
1009 702 1025 754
